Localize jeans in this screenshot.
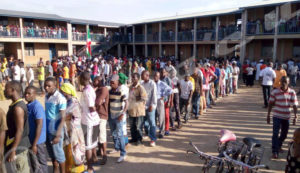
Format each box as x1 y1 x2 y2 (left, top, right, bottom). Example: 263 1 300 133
109 117 126 156
215 82 220 98
170 93 181 127
129 116 144 142
39 80 44 93
272 117 289 154
192 92 201 117
180 98 190 121
144 109 157 141
156 99 165 135
290 74 297 87
205 89 211 106
262 85 272 107
32 143 49 173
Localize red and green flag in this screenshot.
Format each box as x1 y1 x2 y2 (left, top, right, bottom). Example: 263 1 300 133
86 28 91 58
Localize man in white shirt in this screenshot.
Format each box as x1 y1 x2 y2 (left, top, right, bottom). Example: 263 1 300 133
12 61 21 82
104 61 110 83
255 60 263 80
259 62 276 108
178 74 194 123
165 61 177 77
290 64 298 87
137 63 145 76
26 65 34 86
19 62 27 93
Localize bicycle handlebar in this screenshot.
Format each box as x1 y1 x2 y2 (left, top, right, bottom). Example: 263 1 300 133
188 141 223 161
223 152 269 170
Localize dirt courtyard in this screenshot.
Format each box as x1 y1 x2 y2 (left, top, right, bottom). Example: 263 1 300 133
0 85 296 173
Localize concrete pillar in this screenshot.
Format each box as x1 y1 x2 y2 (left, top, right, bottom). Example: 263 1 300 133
133 26 136 56
145 24 148 57
175 21 178 59
67 23 73 56
118 44 122 57
159 22 162 57
215 16 220 58
19 18 25 61
273 6 279 63
193 18 197 58
240 9 248 64
124 26 128 55
104 27 107 37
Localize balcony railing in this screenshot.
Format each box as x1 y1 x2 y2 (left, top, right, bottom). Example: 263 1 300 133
246 21 275 35
147 33 159 42
0 27 20 38
161 31 175 42
178 31 194 42
72 32 86 41
23 28 68 39
218 26 241 40
135 34 144 42
278 19 300 34
196 29 215 41
91 33 105 42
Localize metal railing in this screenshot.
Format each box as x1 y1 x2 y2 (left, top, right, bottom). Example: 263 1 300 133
178 30 194 42
135 34 144 42
91 33 105 42
72 32 86 41
23 28 68 39
278 19 300 34
246 21 275 35
218 26 241 40
0 27 20 38
196 29 215 41
147 33 159 42
161 31 175 42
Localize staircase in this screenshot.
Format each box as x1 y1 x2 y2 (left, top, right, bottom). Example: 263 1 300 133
77 34 124 56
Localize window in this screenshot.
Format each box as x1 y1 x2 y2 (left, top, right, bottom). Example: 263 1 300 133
0 17 8 26
25 43 35 56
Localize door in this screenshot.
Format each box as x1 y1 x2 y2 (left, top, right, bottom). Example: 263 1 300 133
49 44 56 61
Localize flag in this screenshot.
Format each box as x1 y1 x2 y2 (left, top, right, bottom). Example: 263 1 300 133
86 28 91 58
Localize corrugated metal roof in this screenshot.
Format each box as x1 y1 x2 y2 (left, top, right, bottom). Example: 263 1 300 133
0 9 125 27
67 18 124 28
241 0 299 9
132 8 242 25
0 9 68 21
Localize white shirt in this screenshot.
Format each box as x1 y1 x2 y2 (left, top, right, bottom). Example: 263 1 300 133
27 68 34 83
179 80 193 100
138 66 145 75
232 66 240 79
290 66 298 75
259 67 276 86
104 64 110 75
20 67 27 82
13 65 21 81
255 63 262 80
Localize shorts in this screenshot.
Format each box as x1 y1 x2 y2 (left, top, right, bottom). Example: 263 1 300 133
99 119 107 143
82 124 99 150
46 132 66 163
5 150 31 173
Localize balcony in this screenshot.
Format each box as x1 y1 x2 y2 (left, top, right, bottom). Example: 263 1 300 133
135 34 144 43
0 26 20 38
196 29 215 41
72 32 86 41
91 33 105 42
246 21 275 35
218 25 241 40
23 27 68 39
278 18 300 34
178 30 194 42
147 33 159 42
161 31 175 42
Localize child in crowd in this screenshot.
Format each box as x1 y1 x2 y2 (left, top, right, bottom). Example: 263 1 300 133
285 128 300 172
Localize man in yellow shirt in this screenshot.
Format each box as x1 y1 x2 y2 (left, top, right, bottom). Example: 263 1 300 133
38 62 45 94
273 64 287 89
146 59 152 74
63 62 70 83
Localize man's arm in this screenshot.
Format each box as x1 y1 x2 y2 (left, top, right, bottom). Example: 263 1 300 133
118 99 128 121
293 105 298 125
53 109 65 144
267 102 274 124
8 107 25 162
31 118 43 154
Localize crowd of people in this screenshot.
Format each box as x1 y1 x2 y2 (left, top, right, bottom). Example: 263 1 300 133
0 54 299 173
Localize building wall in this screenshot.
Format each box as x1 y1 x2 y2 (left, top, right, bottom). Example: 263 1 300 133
73 24 86 32
150 45 159 57
4 42 21 59
163 22 175 31
248 7 265 21
56 44 68 57
25 43 49 64
197 18 212 28
179 44 192 61
179 19 193 30
219 14 236 26
219 43 237 57
162 45 175 56
197 45 212 58
8 17 19 25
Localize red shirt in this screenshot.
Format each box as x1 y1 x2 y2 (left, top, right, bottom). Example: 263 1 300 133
52 62 58 73
242 64 249 73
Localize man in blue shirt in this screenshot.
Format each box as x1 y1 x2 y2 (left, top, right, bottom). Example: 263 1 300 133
24 86 48 173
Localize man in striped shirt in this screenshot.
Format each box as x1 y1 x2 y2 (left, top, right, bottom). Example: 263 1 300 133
267 76 298 159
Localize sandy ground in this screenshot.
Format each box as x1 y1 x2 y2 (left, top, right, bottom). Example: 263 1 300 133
0 85 297 173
